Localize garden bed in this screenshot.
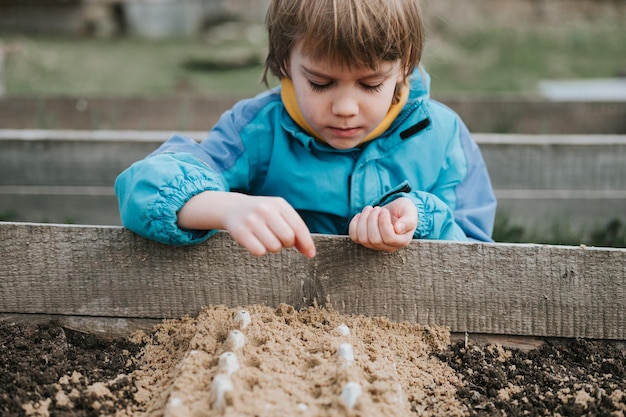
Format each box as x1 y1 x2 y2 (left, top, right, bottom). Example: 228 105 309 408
1 222 625 415
2 306 625 416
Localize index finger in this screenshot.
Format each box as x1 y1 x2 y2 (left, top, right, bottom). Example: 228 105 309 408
280 207 316 258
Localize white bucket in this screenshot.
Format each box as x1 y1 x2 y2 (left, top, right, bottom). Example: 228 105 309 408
124 0 206 38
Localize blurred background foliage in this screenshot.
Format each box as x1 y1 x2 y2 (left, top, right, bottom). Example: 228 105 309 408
1 0 624 98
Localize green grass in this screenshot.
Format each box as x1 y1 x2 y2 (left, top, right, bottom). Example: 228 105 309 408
1 36 269 98
422 24 626 95
2 22 625 98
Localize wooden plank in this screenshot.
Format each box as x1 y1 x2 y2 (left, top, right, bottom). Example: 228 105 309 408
2 131 626 235
0 193 119 225
0 313 159 340
441 98 626 135
0 129 205 186
1 222 625 340
3 130 625 188
477 133 626 190
448 333 626 353
1 97 625 134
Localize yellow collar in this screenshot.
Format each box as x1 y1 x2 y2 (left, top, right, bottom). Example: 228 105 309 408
280 78 409 144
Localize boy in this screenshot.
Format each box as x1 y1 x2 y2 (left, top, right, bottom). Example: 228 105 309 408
115 0 497 258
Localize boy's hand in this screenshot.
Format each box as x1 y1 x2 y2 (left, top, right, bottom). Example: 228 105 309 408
348 197 417 252
177 192 316 258
224 195 316 258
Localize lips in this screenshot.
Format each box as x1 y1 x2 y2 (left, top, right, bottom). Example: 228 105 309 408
328 127 362 138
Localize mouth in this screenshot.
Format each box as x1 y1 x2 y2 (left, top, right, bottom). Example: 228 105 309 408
328 127 362 138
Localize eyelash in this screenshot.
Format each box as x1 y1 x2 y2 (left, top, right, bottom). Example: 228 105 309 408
308 82 331 93
308 81 383 94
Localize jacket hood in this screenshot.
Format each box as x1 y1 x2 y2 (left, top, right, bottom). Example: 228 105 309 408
408 67 431 102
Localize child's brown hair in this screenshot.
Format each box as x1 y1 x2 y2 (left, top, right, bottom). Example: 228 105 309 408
262 0 424 89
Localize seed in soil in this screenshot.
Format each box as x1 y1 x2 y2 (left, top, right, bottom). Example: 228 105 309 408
341 381 362 410
233 310 251 329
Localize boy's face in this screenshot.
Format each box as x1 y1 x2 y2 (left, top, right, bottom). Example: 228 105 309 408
288 41 404 150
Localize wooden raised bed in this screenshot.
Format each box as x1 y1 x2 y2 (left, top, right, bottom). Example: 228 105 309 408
1 222 625 347
1 129 625 242
2 221 626 417
1 97 625 134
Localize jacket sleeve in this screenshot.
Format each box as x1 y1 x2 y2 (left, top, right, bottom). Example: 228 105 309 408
411 105 496 242
452 122 497 242
114 92 279 246
381 190 468 241
378 119 496 242
114 149 228 246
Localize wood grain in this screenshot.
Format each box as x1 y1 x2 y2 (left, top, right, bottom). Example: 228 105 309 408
1 222 625 339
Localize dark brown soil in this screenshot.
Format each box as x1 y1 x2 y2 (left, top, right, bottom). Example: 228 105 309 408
1 316 625 416
0 320 141 416
437 339 626 416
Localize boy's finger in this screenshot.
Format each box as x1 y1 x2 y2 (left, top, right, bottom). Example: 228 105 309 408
253 225 285 254
282 209 316 258
395 222 407 234
235 233 268 257
373 207 396 243
357 206 374 242
366 207 384 244
295 236 316 258
348 213 360 240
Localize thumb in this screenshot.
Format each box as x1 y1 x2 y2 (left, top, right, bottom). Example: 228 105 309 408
394 221 406 234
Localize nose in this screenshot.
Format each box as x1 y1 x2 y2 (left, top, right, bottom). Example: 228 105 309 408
331 93 359 118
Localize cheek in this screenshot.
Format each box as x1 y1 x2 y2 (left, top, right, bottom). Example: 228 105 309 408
367 91 395 119
298 92 323 123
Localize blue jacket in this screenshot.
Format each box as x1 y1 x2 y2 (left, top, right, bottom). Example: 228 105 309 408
115 71 497 246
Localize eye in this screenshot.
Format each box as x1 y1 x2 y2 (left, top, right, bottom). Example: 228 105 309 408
308 80 332 92
361 83 383 93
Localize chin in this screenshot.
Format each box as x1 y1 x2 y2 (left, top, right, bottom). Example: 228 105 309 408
327 141 360 150
323 136 364 150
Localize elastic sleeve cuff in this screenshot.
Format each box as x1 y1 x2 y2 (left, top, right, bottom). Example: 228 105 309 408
116 152 228 246
147 170 224 245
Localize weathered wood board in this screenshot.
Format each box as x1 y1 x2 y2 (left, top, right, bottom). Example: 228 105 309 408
1 222 624 340
2 130 625 238
1 97 624 134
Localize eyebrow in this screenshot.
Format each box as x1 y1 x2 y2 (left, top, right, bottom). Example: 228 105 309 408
299 64 395 81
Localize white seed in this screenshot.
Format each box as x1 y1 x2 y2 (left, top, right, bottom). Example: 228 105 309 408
337 343 354 365
218 352 240 376
164 396 189 417
394 382 404 404
297 403 308 411
211 374 233 411
335 323 350 336
233 310 251 329
341 381 362 410
226 330 246 351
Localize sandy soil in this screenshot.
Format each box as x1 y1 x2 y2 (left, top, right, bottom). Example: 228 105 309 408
120 304 464 417
1 304 625 417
